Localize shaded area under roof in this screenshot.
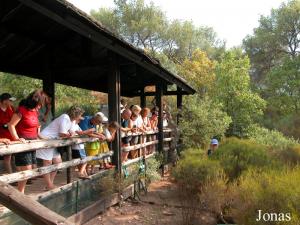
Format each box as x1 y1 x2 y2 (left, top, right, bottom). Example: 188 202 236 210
0 0 195 97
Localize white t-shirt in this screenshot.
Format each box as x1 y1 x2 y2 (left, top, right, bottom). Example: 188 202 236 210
70 123 84 150
136 115 143 128
40 114 73 139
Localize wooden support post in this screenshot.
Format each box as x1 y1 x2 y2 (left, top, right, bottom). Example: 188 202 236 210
177 87 183 125
66 146 72 184
43 48 55 118
108 51 121 175
156 84 164 153
140 88 146 108
42 77 55 118
0 181 72 225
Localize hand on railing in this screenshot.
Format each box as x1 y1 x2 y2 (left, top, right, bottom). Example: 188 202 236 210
16 138 27 143
0 138 11 145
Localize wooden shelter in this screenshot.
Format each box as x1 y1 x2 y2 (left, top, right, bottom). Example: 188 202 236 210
0 0 195 224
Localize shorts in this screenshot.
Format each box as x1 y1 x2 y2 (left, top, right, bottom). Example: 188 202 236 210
15 151 37 167
36 148 61 161
72 149 86 159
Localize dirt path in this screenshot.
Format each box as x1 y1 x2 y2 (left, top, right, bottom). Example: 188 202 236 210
84 176 217 225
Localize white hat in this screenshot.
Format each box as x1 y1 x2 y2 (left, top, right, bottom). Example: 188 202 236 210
95 112 108 122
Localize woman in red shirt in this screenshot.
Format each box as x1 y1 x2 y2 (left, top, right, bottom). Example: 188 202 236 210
8 90 45 193
0 93 16 174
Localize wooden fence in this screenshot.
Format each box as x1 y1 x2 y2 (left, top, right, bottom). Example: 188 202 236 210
0 128 174 225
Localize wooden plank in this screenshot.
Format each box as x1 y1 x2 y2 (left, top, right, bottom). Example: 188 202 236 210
122 140 158 152
163 137 173 142
68 184 134 225
177 87 183 125
0 137 98 156
0 181 72 225
123 153 155 167
121 137 171 152
0 152 113 184
143 90 189 96
66 146 72 184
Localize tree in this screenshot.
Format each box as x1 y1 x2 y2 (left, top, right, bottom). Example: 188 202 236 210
243 0 300 84
90 0 224 62
179 95 231 148
265 55 300 114
177 49 215 97
215 51 266 137
0 73 99 115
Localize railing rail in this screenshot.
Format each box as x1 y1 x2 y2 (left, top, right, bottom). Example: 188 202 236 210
0 128 175 224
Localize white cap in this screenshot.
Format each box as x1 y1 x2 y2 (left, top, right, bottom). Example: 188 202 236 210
95 112 108 122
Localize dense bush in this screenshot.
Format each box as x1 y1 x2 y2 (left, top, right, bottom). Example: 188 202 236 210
275 145 300 167
211 138 274 180
172 148 222 192
199 175 234 223
172 149 223 225
232 168 300 225
247 124 298 150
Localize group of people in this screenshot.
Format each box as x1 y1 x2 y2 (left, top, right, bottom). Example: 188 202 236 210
0 90 119 193
119 100 163 162
0 90 169 193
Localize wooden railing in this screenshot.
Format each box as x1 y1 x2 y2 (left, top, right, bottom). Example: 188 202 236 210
0 128 175 225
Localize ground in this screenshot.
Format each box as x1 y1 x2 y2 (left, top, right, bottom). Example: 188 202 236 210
84 175 217 225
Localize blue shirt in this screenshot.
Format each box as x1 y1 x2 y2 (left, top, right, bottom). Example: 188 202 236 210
79 116 95 131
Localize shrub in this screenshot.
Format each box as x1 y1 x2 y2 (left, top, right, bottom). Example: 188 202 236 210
173 149 223 192
275 145 300 167
179 95 231 148
247 124 298 151
232 168 300 225
211 137 273 180
199 174 234 223
172 149 223 225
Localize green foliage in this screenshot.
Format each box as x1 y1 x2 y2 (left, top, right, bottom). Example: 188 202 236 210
0 73 99 116
215 51 266 137
275 145 300 167
247 124 298 150
172 148 222 192
199 175 233 221
232 168 300 225
211 138 273 180
90 0 224 62
143 157 161 182
55 84 99 116
177 49 215 96
243 0 300 84
265 55 300 115
0 73 42 101
179 95 231 148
